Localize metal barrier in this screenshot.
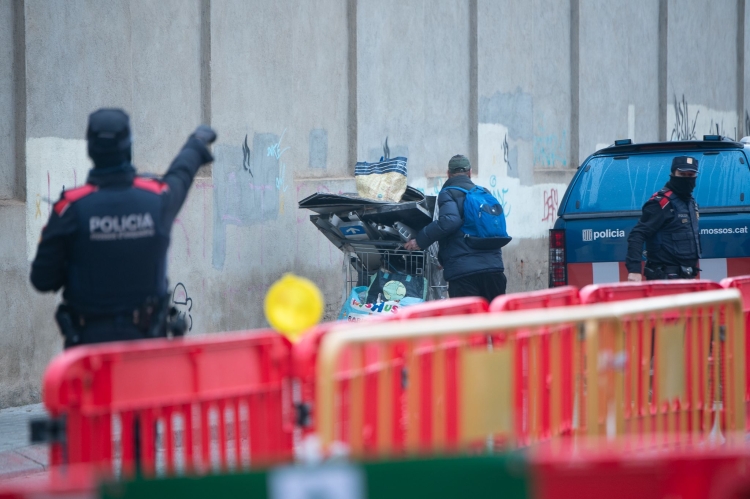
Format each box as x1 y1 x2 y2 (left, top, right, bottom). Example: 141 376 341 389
396 296 488 319
489 286 580 444
489 286 580 312
42 331 294 477
579 279 722 304
721 276 750 412
531 441 750 499
315 289 746 457
292 297 489 442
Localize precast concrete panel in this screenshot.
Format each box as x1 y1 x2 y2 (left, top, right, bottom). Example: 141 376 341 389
0 202 60 408
210 0 349 176
24 0 133 139
205 0 350 331
578 0 660 158
667 0 738 140
744 0 749 137
0 0 15 199
476 0 572 294
356 0 471 181
478 0 571 185
129 0 202 174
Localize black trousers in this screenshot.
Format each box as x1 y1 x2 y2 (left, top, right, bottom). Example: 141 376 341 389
448 270 507 302
65 316 146 349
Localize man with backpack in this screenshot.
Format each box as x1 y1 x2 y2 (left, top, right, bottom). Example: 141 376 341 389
404 155 511 302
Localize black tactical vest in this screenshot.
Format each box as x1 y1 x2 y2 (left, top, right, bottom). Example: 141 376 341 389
61 178 170 314
646 189 701 267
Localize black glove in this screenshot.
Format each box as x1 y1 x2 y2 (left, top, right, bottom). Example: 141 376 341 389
192 125 217 145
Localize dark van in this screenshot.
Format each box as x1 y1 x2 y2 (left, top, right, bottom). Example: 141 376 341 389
550 136 750 288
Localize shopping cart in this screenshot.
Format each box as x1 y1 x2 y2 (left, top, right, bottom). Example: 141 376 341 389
342 240 447 302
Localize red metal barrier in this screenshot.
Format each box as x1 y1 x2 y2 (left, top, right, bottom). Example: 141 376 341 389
396 296 488 319
531 442 750 499
580 280 733 435
43 331 293 478
489 286 580 445
292 297 488 447
721 275 750 414
579 279 722 304
489 286 580 312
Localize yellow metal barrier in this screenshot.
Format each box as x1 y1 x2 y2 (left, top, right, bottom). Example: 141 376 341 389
315 289 745 457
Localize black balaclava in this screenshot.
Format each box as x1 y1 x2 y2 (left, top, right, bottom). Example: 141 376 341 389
668 175 697 199
86 108 132 168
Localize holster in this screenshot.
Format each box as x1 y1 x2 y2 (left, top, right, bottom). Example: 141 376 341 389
55 304 82 348
644 263 698 280
134 294 187 338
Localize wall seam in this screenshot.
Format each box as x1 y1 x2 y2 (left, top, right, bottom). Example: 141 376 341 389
658 0 668 141
738 0 745 137
347 0 357 176
198 0 212 177
13 0 26 202
570 0 579 166
469 0 478 174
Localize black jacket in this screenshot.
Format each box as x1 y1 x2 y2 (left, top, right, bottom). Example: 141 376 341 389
415 175 505 281
30 137 213 314
625 184 701 273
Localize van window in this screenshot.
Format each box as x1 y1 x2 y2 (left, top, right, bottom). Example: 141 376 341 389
566 150 750 213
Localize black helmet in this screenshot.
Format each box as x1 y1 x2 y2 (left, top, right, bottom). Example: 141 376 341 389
86 108 132 168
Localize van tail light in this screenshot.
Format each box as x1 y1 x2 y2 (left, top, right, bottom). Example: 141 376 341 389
549 229 567 287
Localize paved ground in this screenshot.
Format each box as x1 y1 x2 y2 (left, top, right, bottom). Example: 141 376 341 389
0 403 50 484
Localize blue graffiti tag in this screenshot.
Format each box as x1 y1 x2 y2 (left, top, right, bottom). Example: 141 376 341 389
490 187 511 217
269 129 289 193
267 128 290 160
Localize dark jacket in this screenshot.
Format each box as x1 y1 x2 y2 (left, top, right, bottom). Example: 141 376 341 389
415 175 505 281
30 137 213 314
625 183 701 273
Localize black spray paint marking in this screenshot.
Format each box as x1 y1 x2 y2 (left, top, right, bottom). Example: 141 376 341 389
172 282 193 331
670 94 699 141
242 135 254 177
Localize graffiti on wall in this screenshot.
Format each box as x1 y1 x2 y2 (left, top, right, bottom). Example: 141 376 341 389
489 175 512 217
172 282 193 331
242 135 254 177
212 130 286 270
541 188 558 222
533 126 568 167
269 130 290 214
502 133 514 175
670 94 699 141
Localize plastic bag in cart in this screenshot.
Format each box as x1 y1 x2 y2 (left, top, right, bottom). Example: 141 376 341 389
338 286 424 322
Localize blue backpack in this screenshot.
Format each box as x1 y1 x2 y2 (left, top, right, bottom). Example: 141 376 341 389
443 186 512 249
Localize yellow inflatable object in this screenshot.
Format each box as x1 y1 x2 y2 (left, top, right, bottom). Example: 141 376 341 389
264 273 324 342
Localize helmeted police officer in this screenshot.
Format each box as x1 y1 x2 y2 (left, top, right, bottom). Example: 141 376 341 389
625 156 701 282
30 108 217 348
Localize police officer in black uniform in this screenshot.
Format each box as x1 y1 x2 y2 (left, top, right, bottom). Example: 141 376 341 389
625 156 701 282
30 108 217 348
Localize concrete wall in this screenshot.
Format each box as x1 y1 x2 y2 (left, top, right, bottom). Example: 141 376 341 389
579 0 660 156
0 0 16 200
1 0 749 407
667 0 739 140
357 0 472 181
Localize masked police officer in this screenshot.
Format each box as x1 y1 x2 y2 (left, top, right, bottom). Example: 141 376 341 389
30 108 217 348
625 156 701 282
